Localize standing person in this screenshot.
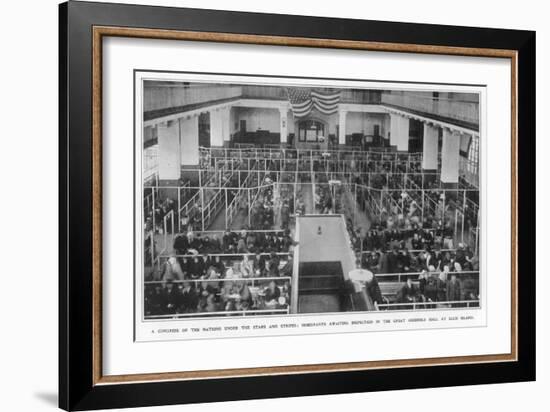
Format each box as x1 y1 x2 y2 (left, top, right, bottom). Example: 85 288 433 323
424 271 445 307
446 273 463 307
377 249 389 274
439 265 450 283
280 201 290 230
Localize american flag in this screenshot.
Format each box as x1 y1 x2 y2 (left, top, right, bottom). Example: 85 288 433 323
286 87 341 117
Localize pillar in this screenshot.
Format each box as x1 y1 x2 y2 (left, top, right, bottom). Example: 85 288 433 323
179 116 199 166
441 128 461 185
157 120 180 183
389 113 399 147
279 108 288 144
210 109 223 147
396 116 410 151
422 123 439 170
338 109 347 145
221 106 232 147
390 113 410 151
179 115 200 186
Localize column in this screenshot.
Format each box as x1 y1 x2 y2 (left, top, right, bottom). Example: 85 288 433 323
389 113 399 147
180 116 199 166
210 109 223 147
221 107 232 147
157 120 180 182
422 123 439 170
390 113 410 151
396 116 410 151
179 115 200 186
338 109 347 145
441 128 461 185
279 108 288 144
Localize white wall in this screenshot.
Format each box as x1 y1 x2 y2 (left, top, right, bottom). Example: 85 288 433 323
1 1 546 412
235 107 280 132
346 112 386 136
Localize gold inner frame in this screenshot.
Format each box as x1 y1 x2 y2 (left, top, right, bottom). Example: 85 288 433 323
91 26 518 385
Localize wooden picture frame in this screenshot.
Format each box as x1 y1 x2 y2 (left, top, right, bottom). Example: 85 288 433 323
59 1 535 410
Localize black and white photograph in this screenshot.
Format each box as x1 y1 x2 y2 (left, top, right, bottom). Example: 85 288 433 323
137 74 482 338
0 0 541 410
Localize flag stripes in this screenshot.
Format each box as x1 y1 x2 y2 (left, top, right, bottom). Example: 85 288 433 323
286 87 341 117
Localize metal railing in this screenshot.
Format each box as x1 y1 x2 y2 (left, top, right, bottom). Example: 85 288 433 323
199 146 424 163
144 276 292 319
376 300 480 310
375 270 479 284
146 308 290 319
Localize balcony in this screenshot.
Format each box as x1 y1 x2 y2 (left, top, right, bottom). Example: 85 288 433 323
381 92 479 129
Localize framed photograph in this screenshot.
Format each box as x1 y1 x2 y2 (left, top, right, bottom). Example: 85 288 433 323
59 1 535 410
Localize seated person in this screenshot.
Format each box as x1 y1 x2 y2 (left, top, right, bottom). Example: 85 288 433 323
234 280 253 310
264 280 281 307
396 277 419 304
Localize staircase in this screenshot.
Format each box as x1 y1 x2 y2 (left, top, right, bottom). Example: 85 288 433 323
298 262 345 296
297 261 348 313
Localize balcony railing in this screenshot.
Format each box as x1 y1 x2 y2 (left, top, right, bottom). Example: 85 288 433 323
381 93 479 126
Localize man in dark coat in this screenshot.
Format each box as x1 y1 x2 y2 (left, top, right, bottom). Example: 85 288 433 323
181 282 199 313
397 277 418 304
173 234 189 255
446 274 463 307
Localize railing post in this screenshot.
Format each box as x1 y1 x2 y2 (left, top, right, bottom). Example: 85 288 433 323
224 188 228 230
149 230 155 269
247 189 251 227
200 188 205 231
171 209 174 236
462 190 466 243
177 186 181 233
151 187 156 233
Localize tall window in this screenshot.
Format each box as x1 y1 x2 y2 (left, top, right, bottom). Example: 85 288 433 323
467 135 479 174
463 134 479 186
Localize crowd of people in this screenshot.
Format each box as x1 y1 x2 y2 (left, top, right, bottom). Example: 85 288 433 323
392 269 479 308
143 148 481 314
348 253 479 311
359 243 478 274
171 229 296 257
249 179 276 230
145 241 294 316
340 186 480 309
145 277 291 316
